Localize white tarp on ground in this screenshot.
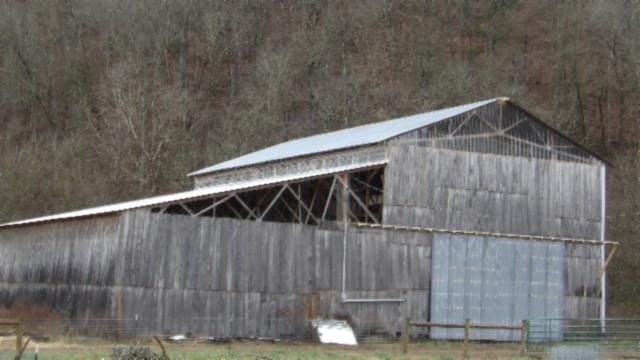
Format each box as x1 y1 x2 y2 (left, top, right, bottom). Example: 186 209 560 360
311 320 358 346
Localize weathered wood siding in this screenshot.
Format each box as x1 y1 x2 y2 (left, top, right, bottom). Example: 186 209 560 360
384 145 603 318
0 215 122 320
0 211 431 337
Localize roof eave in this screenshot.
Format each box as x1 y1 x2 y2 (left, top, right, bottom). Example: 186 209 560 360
187 142 385 178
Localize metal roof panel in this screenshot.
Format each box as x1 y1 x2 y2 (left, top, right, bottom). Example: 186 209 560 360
189 99 498 176
0 160 386 229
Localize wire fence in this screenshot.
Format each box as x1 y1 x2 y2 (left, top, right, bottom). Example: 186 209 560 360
2 316 640 358
2 317 405 344
527 318 640 355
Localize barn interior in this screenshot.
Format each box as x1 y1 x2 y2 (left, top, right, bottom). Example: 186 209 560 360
155 166 385 225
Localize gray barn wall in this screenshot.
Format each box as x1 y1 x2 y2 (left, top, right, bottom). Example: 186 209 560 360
0 210 432 337
0 215 122 320
384 145 603 318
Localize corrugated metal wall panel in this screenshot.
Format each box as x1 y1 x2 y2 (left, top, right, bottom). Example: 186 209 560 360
430 234 564 341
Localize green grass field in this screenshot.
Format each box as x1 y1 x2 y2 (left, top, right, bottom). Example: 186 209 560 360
7 336 638 360
0 336 534 360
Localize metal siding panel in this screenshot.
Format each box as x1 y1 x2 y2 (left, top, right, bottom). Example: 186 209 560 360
449 235 467 339
547 242 565 339
480 238 499 340
431 234 564 341
495 240 514 341
512 241 531 333
529 242 548 325
466 236 484 340
430 235 450 339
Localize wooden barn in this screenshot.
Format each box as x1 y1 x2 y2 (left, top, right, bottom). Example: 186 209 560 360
0 98 611 340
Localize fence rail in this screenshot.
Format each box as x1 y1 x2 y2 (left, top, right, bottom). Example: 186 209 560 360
2 316 639 358
0 318 27 359
402 318 527 357
527 318 640 354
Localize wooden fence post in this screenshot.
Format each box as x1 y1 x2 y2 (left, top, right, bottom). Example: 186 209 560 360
16 317 23 358
463 319 470 358
520 320 528 355
402 318 410 354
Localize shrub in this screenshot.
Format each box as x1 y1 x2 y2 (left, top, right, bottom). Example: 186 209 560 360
111 343 168 360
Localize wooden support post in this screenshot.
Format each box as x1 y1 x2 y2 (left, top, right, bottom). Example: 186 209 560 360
364 172 370 223
402 318 410 354
15 318 23 359
116 292 123 340
463 319 470 358
520 320 528 355
299 184 304 223
337 174 349 222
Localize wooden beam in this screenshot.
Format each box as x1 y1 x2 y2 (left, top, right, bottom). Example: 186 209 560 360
286 185 319 224
321 176 338 221
598 244 619 280
252 188 275 217
279 194 302 223
499 116 526 134
179 203 194 215
233 194 257 219
224 200 243 219
353 223 619 246
351 176 382 192
347 188 380 224
305 180 322 224
259 185 287 221
194 194 234 217
449 112 476 137
273 207 289 222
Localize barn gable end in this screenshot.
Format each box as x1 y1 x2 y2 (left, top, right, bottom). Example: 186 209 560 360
192 99 602 189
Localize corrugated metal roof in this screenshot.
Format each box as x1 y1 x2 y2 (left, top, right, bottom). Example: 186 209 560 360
189 98 499 177
0 160 386 229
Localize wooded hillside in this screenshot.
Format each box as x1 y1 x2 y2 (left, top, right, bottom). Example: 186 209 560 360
0 0 638 315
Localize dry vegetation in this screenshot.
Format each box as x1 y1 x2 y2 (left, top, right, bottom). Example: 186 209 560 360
0 1 638 315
